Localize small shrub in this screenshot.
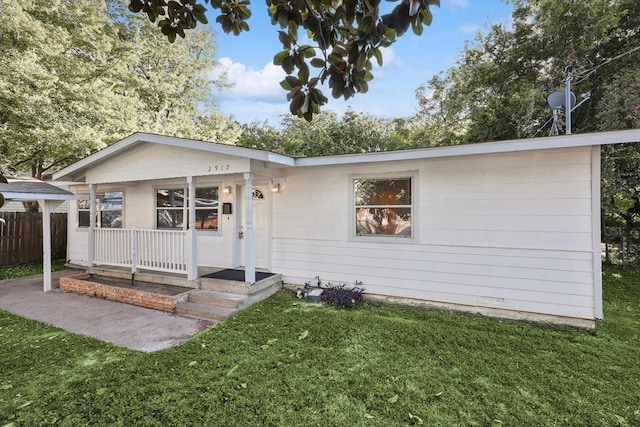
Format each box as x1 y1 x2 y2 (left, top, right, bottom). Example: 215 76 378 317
321 282 365 309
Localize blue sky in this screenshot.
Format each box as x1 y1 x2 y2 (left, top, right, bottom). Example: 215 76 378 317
208 0 514 125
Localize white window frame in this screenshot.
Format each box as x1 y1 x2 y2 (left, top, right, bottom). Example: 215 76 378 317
155 185 221 234
77 190 124 229
349 172 417 243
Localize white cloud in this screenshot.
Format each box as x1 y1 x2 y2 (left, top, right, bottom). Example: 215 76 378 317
211 57 287 102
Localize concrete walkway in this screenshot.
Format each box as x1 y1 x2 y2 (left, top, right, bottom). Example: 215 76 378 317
0 270 215 352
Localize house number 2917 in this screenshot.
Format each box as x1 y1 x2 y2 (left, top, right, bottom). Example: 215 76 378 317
208 164 230 172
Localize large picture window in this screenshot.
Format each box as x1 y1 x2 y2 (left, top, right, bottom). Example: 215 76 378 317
78 191 123 228
156 187 219 230
354 177 412 238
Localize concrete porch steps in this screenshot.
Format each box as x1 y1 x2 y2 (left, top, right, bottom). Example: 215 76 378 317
188 289 245 309
175 274 283 321
199 273 283 295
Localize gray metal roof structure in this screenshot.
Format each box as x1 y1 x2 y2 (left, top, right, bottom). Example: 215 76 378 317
0 177 76 293
0 177 76 201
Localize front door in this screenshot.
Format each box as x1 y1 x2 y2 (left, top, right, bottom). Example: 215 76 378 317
238 187 269 269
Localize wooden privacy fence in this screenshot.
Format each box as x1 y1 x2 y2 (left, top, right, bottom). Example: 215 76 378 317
0 212 67 266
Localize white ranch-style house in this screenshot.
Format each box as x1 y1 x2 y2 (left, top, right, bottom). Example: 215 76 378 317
52 129 640 326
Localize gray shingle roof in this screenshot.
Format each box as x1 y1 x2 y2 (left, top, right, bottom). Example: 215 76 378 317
0 178 75 200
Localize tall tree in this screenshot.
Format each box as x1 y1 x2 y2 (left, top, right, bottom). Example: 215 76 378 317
412 0 640 146
237 109 397 157
0 0 237 179
410 0 640 255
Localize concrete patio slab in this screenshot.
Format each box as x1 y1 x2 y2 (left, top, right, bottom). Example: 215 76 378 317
0 270 215 352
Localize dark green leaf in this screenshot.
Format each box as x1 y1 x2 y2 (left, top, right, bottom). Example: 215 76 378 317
298 61 310 83
193 9 208 24
422 8 433 26
412 18 423 36
301 45 316 58
371 47 383 67
278 31 291 49
289 92 304 114
274 50 289 66
285 75 302 87
287 85 302 101
282 55 295 74
280 79 293 90
310 57 326 68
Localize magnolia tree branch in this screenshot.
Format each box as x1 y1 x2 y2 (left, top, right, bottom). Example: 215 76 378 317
129 0 439 120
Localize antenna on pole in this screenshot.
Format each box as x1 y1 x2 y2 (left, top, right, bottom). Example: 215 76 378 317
537 66 592 138
546 90 575 136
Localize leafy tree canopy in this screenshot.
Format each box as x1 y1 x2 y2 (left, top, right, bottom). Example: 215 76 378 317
407 0 640 256
0 0 240 179
237 109 403 156
411 0 640 146
129 0 440 121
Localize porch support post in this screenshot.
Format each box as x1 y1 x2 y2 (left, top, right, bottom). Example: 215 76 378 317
187 176 198 280
88 184 96 267
243 172 256 284
38 200 52 292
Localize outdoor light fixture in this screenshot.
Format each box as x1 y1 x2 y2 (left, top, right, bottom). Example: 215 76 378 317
223 186 232 194
271 183 280 193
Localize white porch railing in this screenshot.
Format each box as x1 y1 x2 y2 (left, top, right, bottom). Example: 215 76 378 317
94 228 188 275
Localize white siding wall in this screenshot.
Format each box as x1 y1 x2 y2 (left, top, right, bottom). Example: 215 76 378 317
272 147 597 320
86 144 250 184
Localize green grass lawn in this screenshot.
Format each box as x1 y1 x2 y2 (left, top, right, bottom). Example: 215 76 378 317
1 267 639 426
0 259 66 281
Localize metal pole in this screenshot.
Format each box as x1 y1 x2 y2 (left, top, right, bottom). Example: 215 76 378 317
564 65 574 134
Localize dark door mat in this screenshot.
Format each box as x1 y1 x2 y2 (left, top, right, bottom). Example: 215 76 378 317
202 269 275 282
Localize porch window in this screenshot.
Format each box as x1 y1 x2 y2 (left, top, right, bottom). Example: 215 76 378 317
156 188 185 229
354 177 412 238
194 187 219 230
78 191 123 228
156 187 219 230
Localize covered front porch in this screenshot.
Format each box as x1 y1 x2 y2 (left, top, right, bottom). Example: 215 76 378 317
48 133 297 319
51 133 295 286
83 171 268 285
